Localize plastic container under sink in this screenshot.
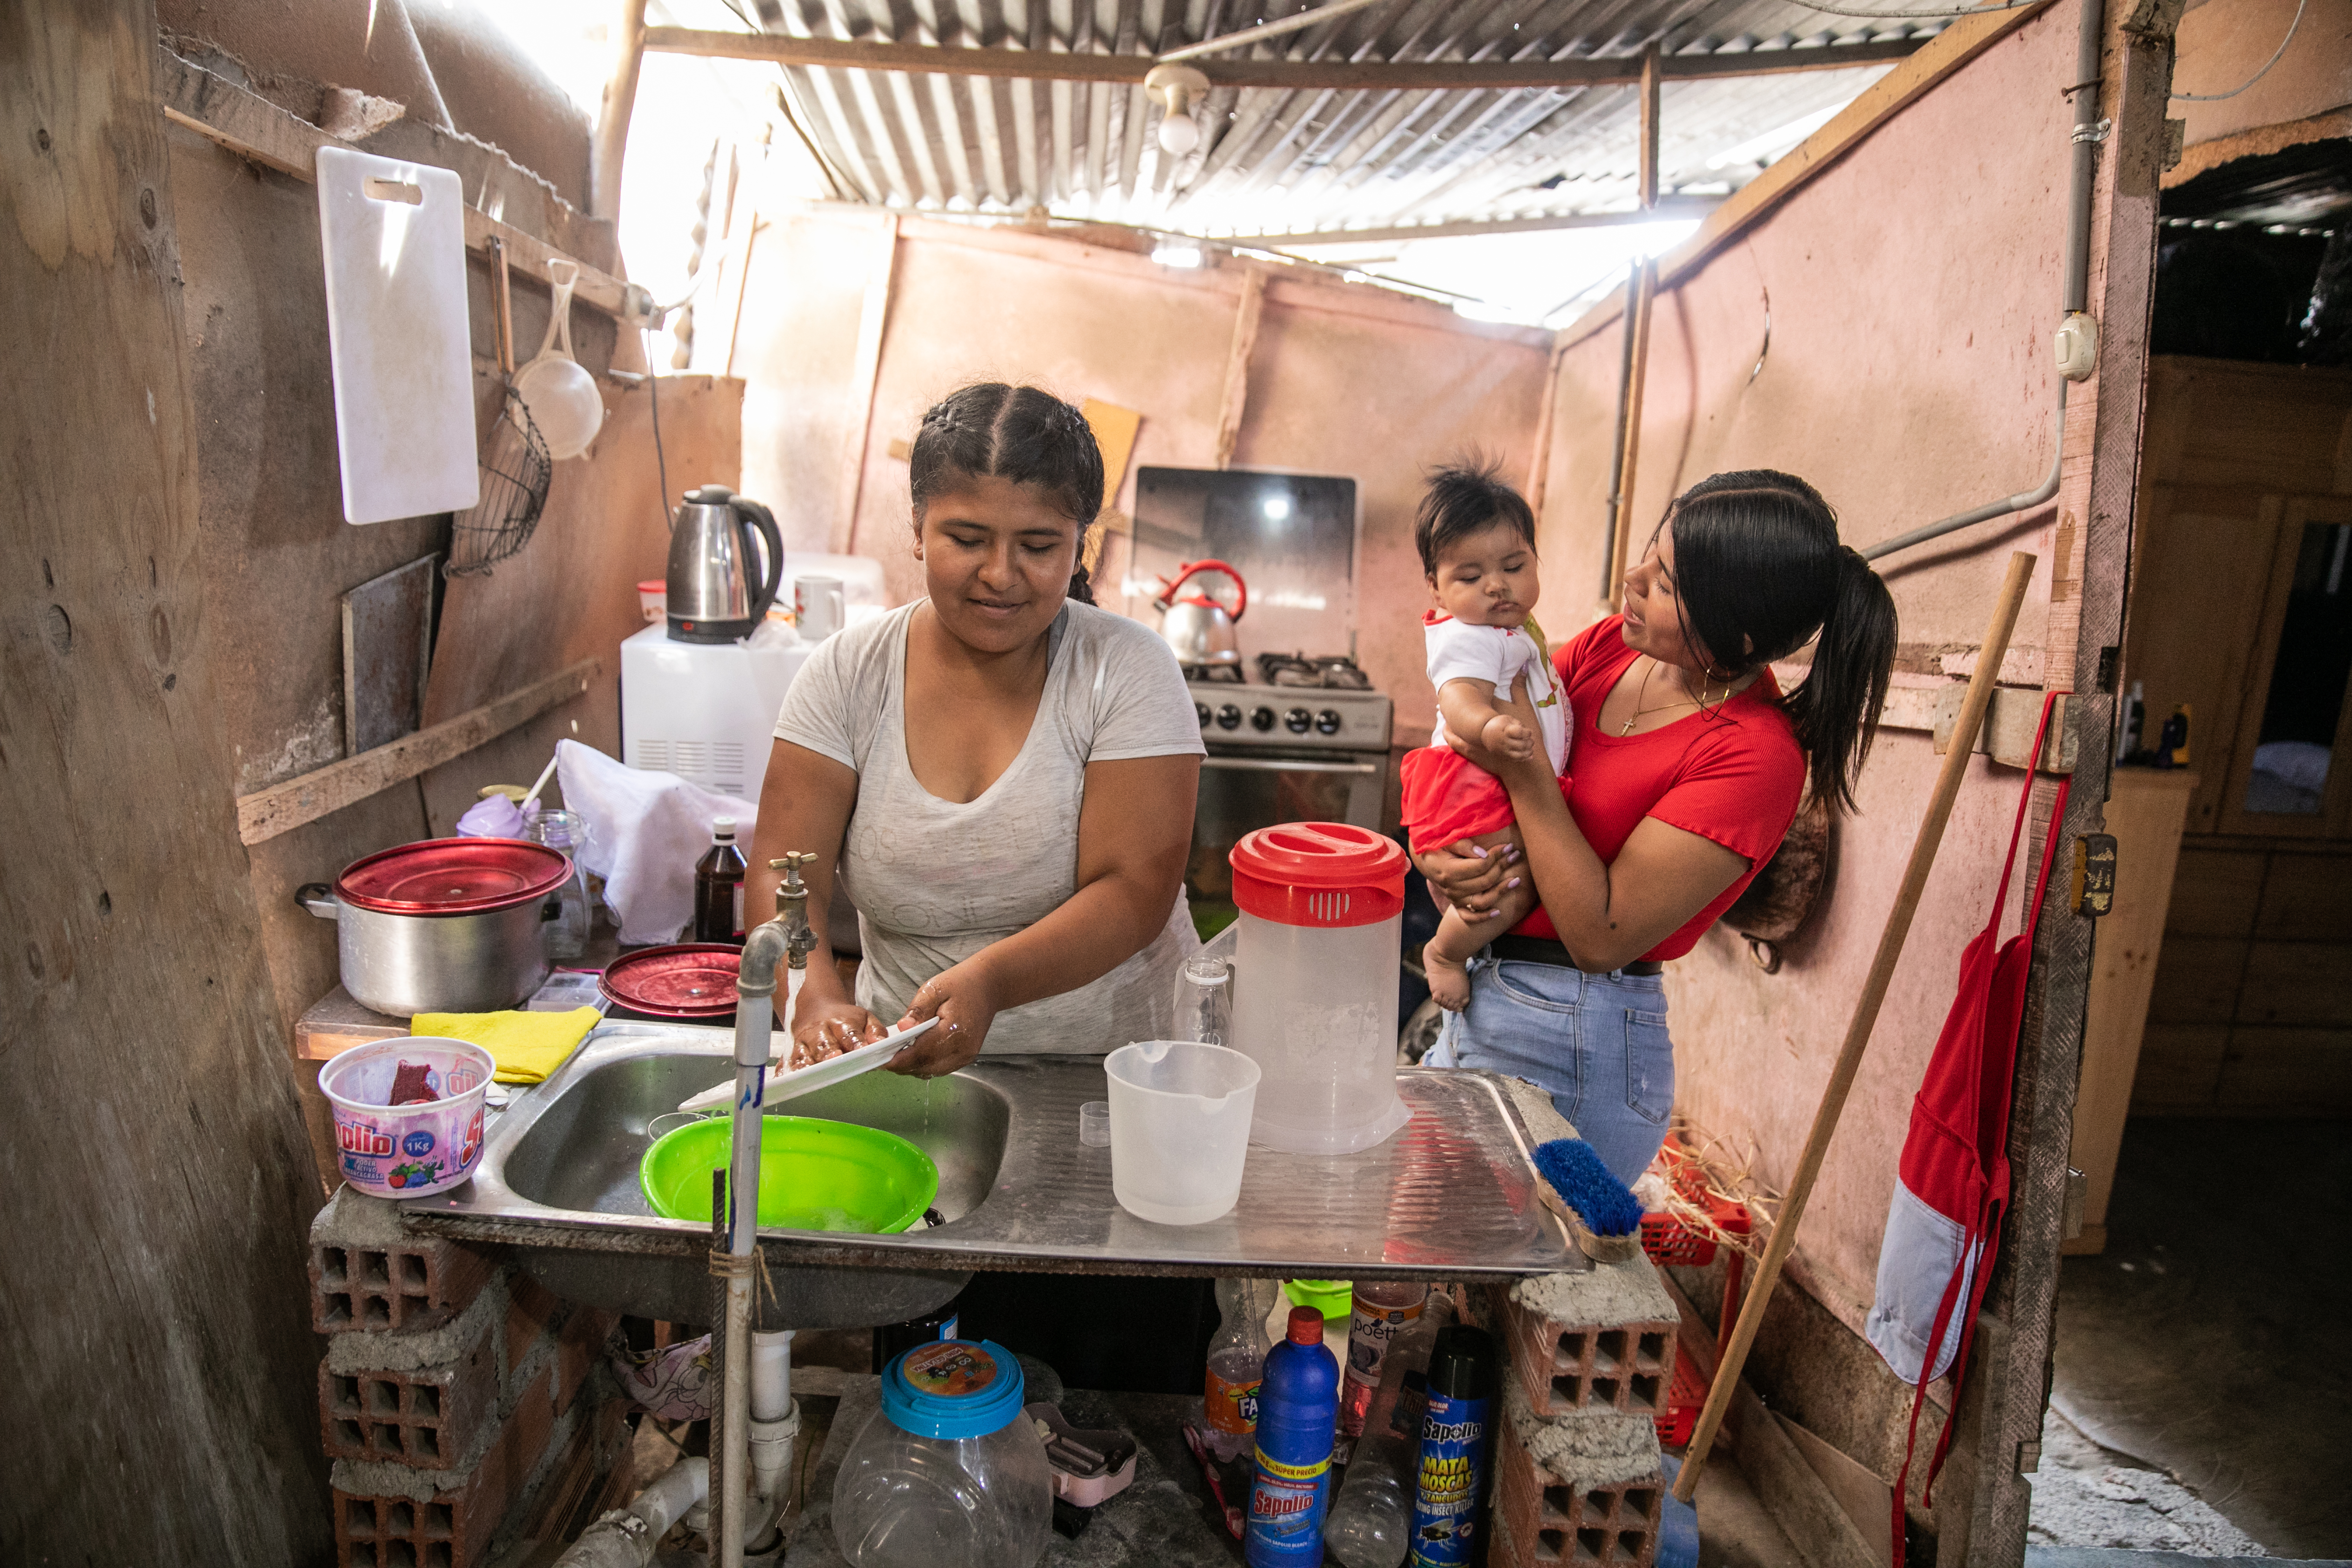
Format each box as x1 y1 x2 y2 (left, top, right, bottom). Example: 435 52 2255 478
1105 1040 1260 1225
833 1339 1054 1568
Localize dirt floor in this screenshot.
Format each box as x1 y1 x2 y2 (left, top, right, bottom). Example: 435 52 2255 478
2041 1116 2352 1557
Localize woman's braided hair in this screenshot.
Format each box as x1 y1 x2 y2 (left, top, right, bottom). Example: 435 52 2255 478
909 384 1106 604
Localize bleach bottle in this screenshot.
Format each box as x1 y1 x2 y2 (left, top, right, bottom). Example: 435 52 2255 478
1406 1325 1496 1568
1245 1304 1341 1566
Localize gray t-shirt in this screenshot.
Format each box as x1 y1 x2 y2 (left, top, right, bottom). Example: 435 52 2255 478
773 598 1206 1054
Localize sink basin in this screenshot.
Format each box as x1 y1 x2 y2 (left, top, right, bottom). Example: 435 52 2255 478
405 1022 1577 1330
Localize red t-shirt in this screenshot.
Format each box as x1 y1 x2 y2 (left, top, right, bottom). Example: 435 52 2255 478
1511 616 1806 961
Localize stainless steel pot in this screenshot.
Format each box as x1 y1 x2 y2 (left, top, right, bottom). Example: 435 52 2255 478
299 837 570 1016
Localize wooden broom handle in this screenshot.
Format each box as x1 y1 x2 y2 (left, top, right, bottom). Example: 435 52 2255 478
1672 549 2040 1503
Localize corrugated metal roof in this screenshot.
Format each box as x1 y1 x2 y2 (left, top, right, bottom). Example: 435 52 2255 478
744 0 1946 238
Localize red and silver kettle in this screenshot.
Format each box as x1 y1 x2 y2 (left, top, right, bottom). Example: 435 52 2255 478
1152 559 1248 668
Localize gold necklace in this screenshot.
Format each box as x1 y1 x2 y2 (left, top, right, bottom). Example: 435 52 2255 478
1618 658 1723 736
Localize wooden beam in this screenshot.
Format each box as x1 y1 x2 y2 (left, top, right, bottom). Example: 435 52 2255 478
594 0 650 221
1239 198 1722 247
156 45 647 324
1556 2 2055 352
235 657 599 845
644 26 1926 90
1215 268 1269 470
1638 45 1661 210
1607 258 1657 611
835 214 901 555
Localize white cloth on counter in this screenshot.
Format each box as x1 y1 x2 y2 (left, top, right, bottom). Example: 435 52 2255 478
772 599 1204 1053
553 738 754 945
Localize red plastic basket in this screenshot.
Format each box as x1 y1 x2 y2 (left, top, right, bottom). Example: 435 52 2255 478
1654 1351 1708 1448
1639 1136 1751 1267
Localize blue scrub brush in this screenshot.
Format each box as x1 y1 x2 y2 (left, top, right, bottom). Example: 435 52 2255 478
1531 1138 1645 1262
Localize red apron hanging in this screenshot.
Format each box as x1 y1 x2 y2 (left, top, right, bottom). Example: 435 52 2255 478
1863 693 2070 1563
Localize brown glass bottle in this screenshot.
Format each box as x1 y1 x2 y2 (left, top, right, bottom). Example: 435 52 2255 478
693 817 749 943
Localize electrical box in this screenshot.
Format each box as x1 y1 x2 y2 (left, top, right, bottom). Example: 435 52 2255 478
2055 313 2100 381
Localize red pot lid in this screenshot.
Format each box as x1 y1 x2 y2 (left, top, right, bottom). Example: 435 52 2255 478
600 944 743 1017
336 837 572 915
1229 823 1407 929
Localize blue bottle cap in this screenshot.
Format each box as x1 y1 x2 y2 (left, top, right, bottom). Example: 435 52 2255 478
880 1339 1027 1440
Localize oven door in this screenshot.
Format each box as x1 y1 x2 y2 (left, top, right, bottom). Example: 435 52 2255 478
1186 751 1387 933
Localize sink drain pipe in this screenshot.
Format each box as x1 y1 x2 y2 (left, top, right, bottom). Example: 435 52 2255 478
551 1456 711 1568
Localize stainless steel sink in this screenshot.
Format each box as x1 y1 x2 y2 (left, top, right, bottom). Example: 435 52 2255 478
403 1021 1577 1329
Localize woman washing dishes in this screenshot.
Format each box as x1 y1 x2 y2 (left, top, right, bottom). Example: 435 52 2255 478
1419 471 1898 1183
748 383 1204 1076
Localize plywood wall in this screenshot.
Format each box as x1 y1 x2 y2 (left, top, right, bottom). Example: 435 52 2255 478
1 3 335 1558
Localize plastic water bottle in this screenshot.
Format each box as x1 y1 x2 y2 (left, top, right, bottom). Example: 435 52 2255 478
1404 1325 1496 1568
1324 1292 1454 1568
1201 1278 1278 1462
1339 1281 1427 1438
1245 1305 1341 1567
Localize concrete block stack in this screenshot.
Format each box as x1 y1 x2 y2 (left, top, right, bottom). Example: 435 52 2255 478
1483 1259 1678 1568
309 1189 629 1568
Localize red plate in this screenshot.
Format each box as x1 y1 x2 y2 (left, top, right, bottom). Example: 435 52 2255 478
337 837 572 915
601 944 743 1017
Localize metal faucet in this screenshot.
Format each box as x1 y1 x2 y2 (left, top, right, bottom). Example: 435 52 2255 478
770 852 820 975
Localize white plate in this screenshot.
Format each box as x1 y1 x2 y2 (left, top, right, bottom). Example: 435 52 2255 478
676 1015 942 1113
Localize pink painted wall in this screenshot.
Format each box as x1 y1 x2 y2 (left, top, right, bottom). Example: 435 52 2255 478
2170 0 2351 152
1532 5 2087 1323
729 214 1553 737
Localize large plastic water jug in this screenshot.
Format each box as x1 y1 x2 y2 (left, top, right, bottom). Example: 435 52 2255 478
1228 823 1412 1155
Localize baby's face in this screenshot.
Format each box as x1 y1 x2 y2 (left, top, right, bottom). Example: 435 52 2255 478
1428 521 1540 628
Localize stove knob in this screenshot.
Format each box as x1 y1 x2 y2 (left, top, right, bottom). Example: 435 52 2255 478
1250 706 1276 731
1195 702 1211 729
1315 709 1343 735
1284 707 1313 734
1217 704 1244 730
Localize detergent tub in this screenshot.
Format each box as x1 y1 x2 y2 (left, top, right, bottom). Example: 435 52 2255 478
321 1036 495 1198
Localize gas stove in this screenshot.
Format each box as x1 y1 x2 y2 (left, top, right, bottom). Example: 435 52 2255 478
1185 653 1393 751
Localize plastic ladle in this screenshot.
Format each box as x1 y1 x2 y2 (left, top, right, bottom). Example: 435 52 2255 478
512 258 603 460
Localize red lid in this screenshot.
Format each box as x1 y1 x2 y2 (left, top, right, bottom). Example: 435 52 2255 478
1229 823 1407 929
336 838 572 915
1287 1305 1325 1345
599 944 742 1017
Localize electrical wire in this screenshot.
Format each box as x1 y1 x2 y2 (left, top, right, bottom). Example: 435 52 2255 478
1155 0 1395 63
2171 0 2305 99
1781 0 2025 19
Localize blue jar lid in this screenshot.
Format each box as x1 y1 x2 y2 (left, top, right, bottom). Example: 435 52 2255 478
879 1339 1027 1440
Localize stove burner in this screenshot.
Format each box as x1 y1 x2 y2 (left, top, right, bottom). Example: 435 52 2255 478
1256 652 1370 690
1185 663 1247 685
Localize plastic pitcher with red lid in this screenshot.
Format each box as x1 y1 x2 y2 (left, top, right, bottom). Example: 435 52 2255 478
1227 823 1412 1155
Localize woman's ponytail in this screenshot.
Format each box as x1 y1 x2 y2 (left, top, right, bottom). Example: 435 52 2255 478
1783 547 1897 814
1667 471 1900 815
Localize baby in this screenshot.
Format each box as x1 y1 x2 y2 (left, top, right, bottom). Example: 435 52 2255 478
1397 463 1568 1011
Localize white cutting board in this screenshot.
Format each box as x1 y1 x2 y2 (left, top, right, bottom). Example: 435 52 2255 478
316 146 480 525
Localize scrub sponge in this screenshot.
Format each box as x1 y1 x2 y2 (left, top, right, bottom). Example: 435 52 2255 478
1532 1139 1644 1261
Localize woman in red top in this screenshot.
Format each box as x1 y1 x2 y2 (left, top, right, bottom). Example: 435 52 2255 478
1419 470 1897 1181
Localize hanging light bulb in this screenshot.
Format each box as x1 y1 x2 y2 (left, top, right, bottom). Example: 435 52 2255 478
1145 64 1211 159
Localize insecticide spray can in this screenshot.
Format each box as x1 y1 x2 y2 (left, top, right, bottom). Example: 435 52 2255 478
1245 1305 1340 1566
1407 1324 1496 1568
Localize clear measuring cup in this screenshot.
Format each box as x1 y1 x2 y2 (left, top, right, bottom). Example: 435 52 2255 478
1104 1040 1260 1226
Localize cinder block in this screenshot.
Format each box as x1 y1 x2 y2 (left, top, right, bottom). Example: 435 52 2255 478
332 1365 554 1568
1493 1413 1662 1568
504 1272 561 1381
553 1307 617 1417
310 1194 497 1335
1496 1283 1678 1420
320 1309 498 1470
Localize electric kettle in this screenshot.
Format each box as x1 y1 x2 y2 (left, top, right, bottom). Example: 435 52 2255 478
666 485 785 644
1152 559 1247 668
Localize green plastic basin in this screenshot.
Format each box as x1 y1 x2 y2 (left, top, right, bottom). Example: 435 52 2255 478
639 1115 939 1234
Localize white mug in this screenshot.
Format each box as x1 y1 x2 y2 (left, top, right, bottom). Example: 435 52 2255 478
794 575 846 641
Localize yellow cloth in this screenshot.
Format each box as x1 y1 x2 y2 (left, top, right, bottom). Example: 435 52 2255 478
411 1007 600 1084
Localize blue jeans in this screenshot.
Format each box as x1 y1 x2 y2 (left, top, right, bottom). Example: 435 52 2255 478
1426 955 1673 1185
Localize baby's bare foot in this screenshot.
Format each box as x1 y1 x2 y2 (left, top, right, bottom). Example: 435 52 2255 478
1424 939 1472 1012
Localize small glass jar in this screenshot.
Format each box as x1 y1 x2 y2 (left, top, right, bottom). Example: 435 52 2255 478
832 1340 1052 1568
1173 954 1232 1047
524 809 594 961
